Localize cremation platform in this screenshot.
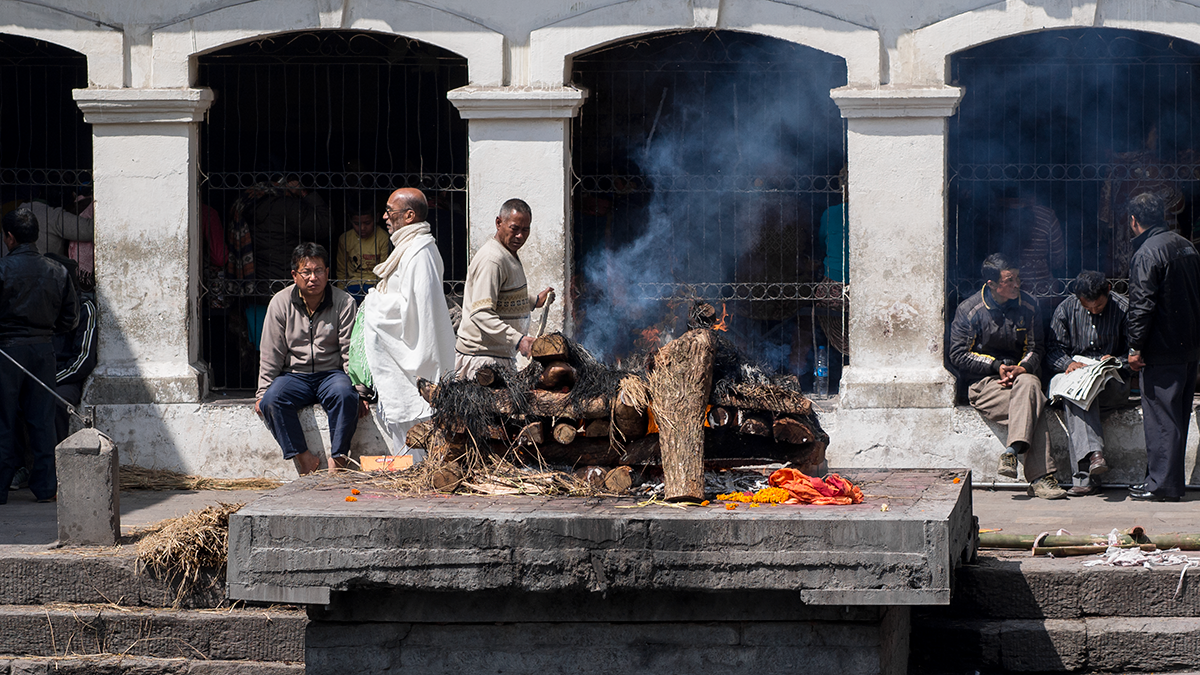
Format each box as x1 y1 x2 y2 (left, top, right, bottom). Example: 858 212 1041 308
227 468 975 675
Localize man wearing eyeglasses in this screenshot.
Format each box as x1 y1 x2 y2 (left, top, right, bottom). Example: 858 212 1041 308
255 242 365 475
949 252 1065 499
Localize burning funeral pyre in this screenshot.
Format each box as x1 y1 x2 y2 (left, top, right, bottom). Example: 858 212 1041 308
411 301 829 502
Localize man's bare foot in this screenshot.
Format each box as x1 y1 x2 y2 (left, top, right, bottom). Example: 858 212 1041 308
294 451 320 475
327 454 349 474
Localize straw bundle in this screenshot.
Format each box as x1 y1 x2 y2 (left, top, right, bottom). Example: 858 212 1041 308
120 465 282 492
136 502 244 607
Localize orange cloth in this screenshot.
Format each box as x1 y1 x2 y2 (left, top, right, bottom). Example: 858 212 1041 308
769 468 863 505
647 407 658 434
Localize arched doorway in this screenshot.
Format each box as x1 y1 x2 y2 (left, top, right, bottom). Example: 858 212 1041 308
0 34 92 272
570 30 848 393
948 28 1200 307
196 31 468 390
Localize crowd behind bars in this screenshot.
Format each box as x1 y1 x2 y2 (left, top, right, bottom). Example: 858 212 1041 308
2 172 1199 503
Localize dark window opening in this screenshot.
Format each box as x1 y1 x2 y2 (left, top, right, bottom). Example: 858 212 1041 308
571 30 848 395
0 35 92 286
949 28 1200 310
197 31 468 391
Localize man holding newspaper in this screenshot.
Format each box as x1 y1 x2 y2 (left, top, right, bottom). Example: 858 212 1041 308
1046 270 1131 497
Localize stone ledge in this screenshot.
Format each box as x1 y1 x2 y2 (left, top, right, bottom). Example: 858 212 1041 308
831 85 964 119
0 605 306 661
227 469 973 607
0 656 304 675
73 88 215 124
448 85 587 119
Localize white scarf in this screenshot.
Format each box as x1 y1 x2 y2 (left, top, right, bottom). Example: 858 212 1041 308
372 221 431 292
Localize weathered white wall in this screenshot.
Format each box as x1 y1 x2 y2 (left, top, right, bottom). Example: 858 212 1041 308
3 0 1200 481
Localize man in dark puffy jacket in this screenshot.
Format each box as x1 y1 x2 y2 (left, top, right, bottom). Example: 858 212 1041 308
0 208 79 504
1125 192 1200 502
950 253 1065 499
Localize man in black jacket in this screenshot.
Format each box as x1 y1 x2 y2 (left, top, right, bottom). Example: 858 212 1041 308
1125 192 1200 502
0 208 79 504
950 253 1065 499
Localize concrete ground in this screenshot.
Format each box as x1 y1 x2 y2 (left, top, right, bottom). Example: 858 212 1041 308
0 486 273 547
971 485 1198 538
0 480 1195 549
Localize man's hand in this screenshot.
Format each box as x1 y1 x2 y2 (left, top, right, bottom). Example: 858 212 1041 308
1065 361 1086 374
534 287 555 309
1129 353 1145 372
518 335 535 357
254 398 263 415
997 364 1026 388
358 399 370 419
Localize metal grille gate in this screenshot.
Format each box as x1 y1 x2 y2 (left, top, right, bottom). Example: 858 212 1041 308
197 31 468 390
0 35 92 281
570 31 848 391
949 28 1200 310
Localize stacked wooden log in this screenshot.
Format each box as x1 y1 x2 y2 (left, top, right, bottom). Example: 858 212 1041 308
410 313 828 498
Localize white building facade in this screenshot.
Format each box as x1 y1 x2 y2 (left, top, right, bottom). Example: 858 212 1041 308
3 0 1198 483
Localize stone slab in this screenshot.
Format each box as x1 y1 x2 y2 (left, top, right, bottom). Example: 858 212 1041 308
911 616 1200 673
0 548 224 609
306 615 901 675
931 554 1200 620
0 605 305 662
227 469 975 607
0 657 303 674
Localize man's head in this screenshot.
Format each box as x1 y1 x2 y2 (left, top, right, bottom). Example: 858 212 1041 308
982 253 1021 302
290 242 330 300
1072 270 1111 315
1127 192 1166 235
1 208 39 250
348 204 376 239
495 198 532 255
383 188 428 234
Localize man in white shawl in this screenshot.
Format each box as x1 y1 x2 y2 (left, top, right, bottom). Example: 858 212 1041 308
361 188 456 462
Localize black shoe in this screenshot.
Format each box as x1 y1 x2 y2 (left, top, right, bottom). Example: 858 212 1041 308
1128 482 1148 492
1129 489 1181 502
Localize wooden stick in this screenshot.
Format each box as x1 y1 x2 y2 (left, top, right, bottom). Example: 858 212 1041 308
707 406 734 428
515 421 545 445
552 422 578 445
585 418 611 439
538 361 577 390
474 367 495 387
530 334 569 362
772 417 814 445
603 466 633 493
739 412 772 437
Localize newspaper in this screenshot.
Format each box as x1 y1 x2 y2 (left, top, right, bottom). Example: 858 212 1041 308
1047 355 1124 410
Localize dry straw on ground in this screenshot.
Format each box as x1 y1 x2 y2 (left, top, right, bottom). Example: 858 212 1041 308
120 465 281 491
136 502 244 607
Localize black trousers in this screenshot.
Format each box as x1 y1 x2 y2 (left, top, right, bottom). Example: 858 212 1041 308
1139 361 1198 499
0 342 59 503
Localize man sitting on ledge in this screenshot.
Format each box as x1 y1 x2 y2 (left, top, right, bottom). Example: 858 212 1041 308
255 243 364 475
950 253 1066 499
1046 270 1131 496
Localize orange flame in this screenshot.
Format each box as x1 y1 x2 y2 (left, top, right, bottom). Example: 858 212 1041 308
638 327 662 349
713 303 730 332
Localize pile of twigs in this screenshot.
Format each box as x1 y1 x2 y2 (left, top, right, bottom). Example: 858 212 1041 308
135 502 244 607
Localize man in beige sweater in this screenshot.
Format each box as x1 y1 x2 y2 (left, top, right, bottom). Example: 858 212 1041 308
255 242 364 475
455 199 553 380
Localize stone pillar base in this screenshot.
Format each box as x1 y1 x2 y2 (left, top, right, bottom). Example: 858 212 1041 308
839 366 957 409
85 367 205 405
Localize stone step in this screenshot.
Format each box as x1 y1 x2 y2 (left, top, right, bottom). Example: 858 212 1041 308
0 605 306 663
941 554 1200 619
0 550 224 609
911 616 1200 673
0 656 303 674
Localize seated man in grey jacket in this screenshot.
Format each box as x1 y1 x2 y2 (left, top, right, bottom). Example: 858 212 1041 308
255 243 364 475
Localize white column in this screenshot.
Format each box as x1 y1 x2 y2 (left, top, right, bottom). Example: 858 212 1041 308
830 86 963 409
447 86 586 334
72 88 214 404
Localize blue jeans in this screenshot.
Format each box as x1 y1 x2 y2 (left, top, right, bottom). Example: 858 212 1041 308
260 371 359 460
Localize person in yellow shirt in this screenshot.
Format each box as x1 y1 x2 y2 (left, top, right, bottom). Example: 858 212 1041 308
335 204 391 299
